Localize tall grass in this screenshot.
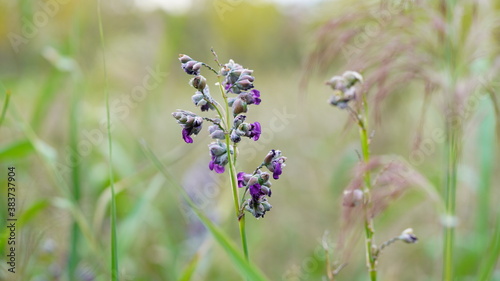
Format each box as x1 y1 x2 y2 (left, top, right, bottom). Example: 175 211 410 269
68 5 84 279
0 88 10 128
140 141 269 281
97 1 119 279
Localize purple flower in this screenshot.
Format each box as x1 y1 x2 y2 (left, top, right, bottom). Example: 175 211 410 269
179 54 202 75
182 128 193 143
272 161 283 179
237 172 247 187
250 89 261 105
172 110 203 144
208 141 232 174
209 156 225 173
247 122 261 141
249 183 262 199
263 150 287 180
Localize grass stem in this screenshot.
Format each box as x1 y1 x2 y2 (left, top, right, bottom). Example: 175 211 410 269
355 103 377 281
217 76 249 261
0 89 11 128
97 1 119 280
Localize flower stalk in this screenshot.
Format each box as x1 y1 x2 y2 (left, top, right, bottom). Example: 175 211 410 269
173 51 287 268
327 71 420 280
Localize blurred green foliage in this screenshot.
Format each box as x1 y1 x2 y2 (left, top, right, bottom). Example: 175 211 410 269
0 0 499 280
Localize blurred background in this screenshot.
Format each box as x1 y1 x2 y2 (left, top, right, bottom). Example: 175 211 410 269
0 0 499 280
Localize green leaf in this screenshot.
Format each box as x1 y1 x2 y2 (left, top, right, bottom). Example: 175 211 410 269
0 139 34 159
141 142 269 281
178 252 201 281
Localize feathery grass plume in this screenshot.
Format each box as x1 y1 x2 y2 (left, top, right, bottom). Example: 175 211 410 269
307 1 500 280
172 50 287 265
324 71 419 280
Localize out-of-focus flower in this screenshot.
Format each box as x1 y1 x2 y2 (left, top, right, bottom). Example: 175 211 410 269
398 228 418 244
326 71 363 109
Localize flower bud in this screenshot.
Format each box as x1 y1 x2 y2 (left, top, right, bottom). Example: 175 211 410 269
208 125 225 140
190 75 207 91
398 228 418 244
232 98 247 115
342 71 363 87
248 176 259 187
259 172 270 184
178 54 192 63
260 185 270 196
192 92 204 105
209 143 226 156
326 76 346 91
233 115 246 128
230 130 242 143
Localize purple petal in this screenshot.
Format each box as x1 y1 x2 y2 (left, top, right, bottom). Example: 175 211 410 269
249 183 261 198
272 162 282 180
237 172 246 187
250 122 261 141
251 89 261 105
214 164 225 174
209 160 215 171
182 129 193 143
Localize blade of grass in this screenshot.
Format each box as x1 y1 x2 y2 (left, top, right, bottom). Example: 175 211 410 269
477 101 499 280
0 88 11 128
7 101 108 274
30 70 62 130
97 1 119 280
479 215 500 281
476 101 495 251
0 139 34 159
178 252 201 281
140 141 269 281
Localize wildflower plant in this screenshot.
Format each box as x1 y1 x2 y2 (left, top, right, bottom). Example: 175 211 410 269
325 71 418 281
173 50 287 260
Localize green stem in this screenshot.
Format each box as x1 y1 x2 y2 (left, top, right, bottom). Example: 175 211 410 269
356 105 377 281
217 76 249 261
239 215 249 260
68 7 83 279
443 125 458 281
97 1 119 280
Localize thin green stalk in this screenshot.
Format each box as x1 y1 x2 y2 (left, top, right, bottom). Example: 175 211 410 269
97 1 119 280
443 125 458 281
0 89 11 128
68 6 83 278
442 0 457 278
68 69 81 280
479 211 500 280
217 76 249 261
350 104 377 281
